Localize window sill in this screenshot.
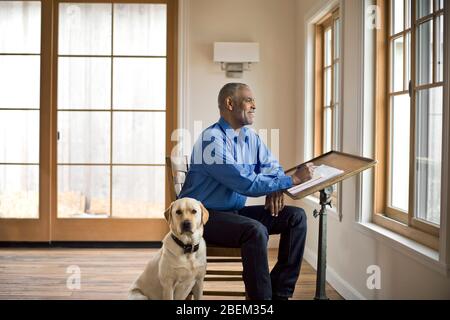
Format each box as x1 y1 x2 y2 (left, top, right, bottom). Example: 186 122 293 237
353 221 449 277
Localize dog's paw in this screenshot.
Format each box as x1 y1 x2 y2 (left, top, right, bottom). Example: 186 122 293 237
128 289 149 300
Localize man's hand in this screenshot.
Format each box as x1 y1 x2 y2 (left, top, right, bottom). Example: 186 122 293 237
291 162 315 185
265 191 285 217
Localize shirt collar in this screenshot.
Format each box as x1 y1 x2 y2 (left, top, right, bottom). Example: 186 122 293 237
217 117 250 140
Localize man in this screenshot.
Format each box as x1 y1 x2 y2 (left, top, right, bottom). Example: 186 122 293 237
179 83 314 300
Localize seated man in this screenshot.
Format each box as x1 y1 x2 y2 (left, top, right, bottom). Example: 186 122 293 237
179 83 314 300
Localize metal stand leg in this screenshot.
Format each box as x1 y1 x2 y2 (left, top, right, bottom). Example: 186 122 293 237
313 187 333 300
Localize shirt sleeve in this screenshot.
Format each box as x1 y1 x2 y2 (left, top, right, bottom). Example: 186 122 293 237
256 135 288 178
197 131 293 197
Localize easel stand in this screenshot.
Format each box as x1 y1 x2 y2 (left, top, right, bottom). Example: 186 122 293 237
313 187 333 300
284 151 377 301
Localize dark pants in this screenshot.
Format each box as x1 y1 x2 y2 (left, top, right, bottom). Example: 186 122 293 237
203 205 307 300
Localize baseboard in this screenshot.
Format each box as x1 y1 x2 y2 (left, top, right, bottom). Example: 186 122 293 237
303 246 366 300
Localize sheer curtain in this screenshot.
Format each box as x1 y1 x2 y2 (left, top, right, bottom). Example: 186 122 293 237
0 1 41 219
57 3 167 219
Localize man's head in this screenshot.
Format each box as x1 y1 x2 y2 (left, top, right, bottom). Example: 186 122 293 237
218 83 256 129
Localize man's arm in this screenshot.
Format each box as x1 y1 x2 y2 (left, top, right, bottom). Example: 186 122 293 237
198 133 293 197
255 134 286 177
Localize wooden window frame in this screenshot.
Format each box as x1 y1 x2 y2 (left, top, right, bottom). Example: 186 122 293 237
314 8 340 157
312 8 341 208
374 0 444 250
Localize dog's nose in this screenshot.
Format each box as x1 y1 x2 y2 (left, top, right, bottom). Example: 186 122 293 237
181 220 192 232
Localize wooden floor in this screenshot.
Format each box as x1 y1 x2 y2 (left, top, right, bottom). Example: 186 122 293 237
0 248 342 300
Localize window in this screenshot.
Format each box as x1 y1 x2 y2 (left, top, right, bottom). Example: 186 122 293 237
374 0 445 249
314 8 340 157
313 8 341 208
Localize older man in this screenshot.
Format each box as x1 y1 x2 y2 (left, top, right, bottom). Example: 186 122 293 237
179 83 313 300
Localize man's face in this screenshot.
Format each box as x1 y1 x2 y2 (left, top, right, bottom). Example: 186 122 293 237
231 87 256 126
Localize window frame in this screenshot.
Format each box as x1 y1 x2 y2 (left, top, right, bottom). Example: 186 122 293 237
314 8 340 157
374 0 444 250
313 7 341 209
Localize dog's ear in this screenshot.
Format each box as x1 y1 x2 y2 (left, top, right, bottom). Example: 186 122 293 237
199 202 209 225
164 202 174 224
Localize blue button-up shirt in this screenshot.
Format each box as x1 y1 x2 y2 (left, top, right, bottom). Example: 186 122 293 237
178 117 293 211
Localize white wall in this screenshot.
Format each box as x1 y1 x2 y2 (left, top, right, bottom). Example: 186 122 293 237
183 0 298 175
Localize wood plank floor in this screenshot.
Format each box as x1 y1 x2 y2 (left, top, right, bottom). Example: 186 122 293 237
0 248 342 300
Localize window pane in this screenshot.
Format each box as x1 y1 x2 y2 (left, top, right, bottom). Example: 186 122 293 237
324 28 332 67
113 3 167 56
324 107 332 153
58 57 111 109
58 165 110 218
405 33 411 89
0 110 39 163
333 18 340 59
334 63 340 103
392 36 404 92
416 21 433 86
324 68 332 106
0 1 41 54
390 95 410 211
113 58 166 110
405 0 411 29
0 56 40 108
113 112 165 164
415 88 442 225
438 0 444 10
0 165 38 219
112 166 165 218
436 15 444 82
58 112 110 164
58 3 112 55
333 104 339 149
416 0 433 19
392 0 404 35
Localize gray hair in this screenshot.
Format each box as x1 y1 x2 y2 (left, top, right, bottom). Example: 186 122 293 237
218 83 249 109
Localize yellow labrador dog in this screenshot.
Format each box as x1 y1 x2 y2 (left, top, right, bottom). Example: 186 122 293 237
128 198 209 300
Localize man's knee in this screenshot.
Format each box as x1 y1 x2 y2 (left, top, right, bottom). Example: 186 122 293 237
244 221 269 244
285 206 307 230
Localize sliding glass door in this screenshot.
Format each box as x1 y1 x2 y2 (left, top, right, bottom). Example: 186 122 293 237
0 0 178 241
52 0 176 241
0 0 51 241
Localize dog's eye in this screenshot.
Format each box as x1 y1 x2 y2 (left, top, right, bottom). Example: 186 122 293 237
176 210 182 215
192 209 197 214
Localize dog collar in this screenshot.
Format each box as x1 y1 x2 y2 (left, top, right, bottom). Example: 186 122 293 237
171 234 200 254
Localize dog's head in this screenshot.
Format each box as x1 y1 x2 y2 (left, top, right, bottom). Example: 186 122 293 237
164 198 209 237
